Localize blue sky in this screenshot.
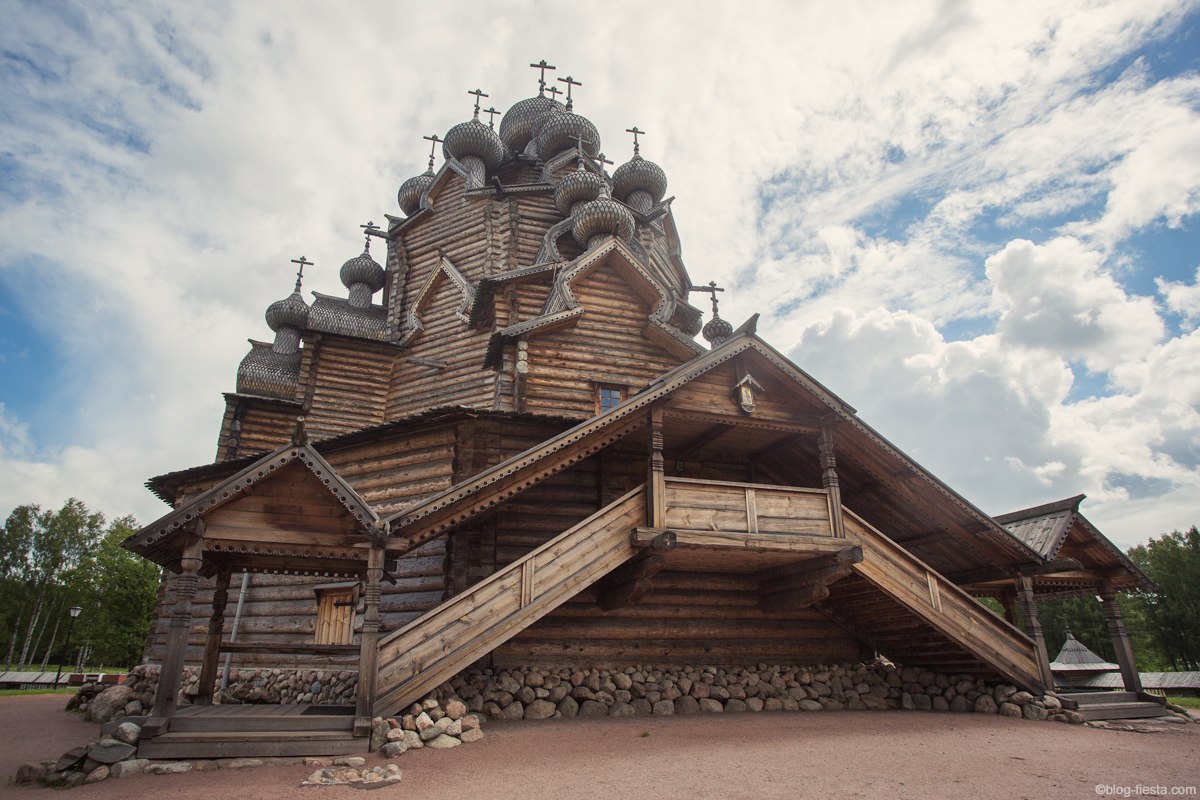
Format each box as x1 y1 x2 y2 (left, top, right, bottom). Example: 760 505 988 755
1 0 1198 549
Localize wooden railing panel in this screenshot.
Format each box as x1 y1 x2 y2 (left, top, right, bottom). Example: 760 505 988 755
373 486 646 713
662 479 833 538
841 509 1043 691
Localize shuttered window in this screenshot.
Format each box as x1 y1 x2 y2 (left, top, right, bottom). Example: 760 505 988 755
315 588 355 645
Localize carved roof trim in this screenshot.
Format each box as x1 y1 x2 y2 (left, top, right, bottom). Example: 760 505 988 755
124 442 378 566
398 253 476 347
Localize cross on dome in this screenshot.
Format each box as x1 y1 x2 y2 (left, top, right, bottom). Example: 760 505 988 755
529 59 556 95
422 133 443 170
359 221 381 252
468 88 489 119
691 280 725 316
290 256 312 291
557 74 581 111
626 126 645 156
482 106 499 129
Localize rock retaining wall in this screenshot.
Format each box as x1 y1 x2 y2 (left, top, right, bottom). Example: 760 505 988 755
430 661 1083 723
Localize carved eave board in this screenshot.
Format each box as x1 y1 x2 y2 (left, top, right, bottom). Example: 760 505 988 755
123 442 379 577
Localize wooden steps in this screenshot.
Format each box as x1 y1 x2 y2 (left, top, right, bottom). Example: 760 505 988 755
138 729 363 759
1063 691 1169 721
137 704 361 758
373 486 646 715
839 509 1046 692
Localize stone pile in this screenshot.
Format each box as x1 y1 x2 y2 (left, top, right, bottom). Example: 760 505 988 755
13 721 147 788
369 697 485 758
435 661 1085 724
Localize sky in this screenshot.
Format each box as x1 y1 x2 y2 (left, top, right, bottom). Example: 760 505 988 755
1 0 1198 551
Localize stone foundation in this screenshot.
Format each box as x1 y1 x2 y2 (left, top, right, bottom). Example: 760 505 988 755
69 664 359 723
429 661 1081 723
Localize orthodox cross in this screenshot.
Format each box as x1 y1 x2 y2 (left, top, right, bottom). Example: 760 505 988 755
626 126 645 156
468 88 488 119
291 256 312 291
529 59 556 94
691 280 725 316
422 133 443 170
482 106 499 129
593 151 614 171
557 74 581 111
546 84 563 102
359 220 384 251
571 132 593 163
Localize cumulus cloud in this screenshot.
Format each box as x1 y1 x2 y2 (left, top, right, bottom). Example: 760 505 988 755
1 0 1199 549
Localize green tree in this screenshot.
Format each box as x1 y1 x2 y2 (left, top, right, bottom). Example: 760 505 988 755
1128 527 1200 670
1 500 160 671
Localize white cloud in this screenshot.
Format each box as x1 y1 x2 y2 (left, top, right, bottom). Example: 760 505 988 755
1157 266 1200 329
1 0 1199 551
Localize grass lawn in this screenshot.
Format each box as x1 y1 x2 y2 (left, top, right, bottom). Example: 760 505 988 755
1167 695 1200 709
0 687 76 697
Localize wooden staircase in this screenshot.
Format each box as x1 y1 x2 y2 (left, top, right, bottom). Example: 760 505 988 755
1062 691 1170 722
137 705 361 758
840 509 1047 692
373 485 647 715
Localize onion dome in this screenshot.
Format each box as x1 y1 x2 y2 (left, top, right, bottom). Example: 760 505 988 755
442 118 505 171
397 168 434 216
340 248 385 309
499 94 565 153
702 314 733 347
265 288 310 333
554 168 608 217
571 196 635 248
612 155 668 213
536 112 601 161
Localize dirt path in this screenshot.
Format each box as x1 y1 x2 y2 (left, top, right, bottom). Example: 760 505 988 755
5 694 1198 799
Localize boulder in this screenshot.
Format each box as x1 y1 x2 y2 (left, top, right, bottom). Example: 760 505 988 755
55 746 88 772
558 696 579 718
609 702 637 717
725 698 748 713
444 699 467 720
84 765 110 784
949 695 971 713
13 761 54 785
525 699 557 720
370 717 391 751
110 759 150 778
460 727 484 743
974 695 998 714
87 740 137 764
88 685 136 724
799 699 823 712
1009 691 1034 705
381 741 407 758
1022 703 1049 721
114 721 142 745
425 734 461 749
145 761 192 775
652 700 675 716
998 702 1023 719
402 730 423 749
578 700 608 718
674 695 700 716
698 698 724 713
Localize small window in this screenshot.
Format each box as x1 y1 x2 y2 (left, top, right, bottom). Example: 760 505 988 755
314 587 355 645
596 385 625 414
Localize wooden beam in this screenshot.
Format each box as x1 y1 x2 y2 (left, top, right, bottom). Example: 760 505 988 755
144 526 204 737
194 568 231 706
1100 580 1142 692
757 548 863 594
633 527 844 554
759 564 854 611
356 539 385 737
598 552 666 611
819 418 846 539
671 423 734 457
647 405 666 528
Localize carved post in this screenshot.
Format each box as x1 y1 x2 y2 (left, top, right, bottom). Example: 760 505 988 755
355 531 386 736
1014 575 1054 690
819 418 846 539
1001 589 1019 626
1099 580 1142 692
647 405 666 528
145 525 204 735
194 568 231 705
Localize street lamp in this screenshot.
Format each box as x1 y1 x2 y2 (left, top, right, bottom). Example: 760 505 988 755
52 606 83 689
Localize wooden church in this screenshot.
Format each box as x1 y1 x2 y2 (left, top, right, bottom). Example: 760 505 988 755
122 62 1152 755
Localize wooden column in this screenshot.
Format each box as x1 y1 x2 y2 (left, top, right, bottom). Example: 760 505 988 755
819 418 846 539
1014 575 1054 690
355 535 386 736
145 527 204 735
1099 580 1142 692
647 406 666 528
194 568 231 706
1001 589 1019 626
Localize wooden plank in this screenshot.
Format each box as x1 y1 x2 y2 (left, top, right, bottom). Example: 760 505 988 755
633 528 846 554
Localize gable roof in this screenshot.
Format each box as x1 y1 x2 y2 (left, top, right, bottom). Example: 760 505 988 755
125 439 378 568
1049 631 1119 672
384 328 1042 572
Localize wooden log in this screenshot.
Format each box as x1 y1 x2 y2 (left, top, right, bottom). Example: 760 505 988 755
597 553 666 612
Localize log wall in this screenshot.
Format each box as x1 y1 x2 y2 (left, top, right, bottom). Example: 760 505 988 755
215 396 299 461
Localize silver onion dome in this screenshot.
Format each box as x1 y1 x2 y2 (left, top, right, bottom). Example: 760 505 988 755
536 112 601 161
499 94 564 153
702 314 733 347
442 119 506 170
612 155 668 213
554 169 608 217
571 197 635 248
397 169 434 216
339 249 385 293
265 289 310 333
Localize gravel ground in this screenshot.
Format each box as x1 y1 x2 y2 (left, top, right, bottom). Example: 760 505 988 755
5 693 1198 799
